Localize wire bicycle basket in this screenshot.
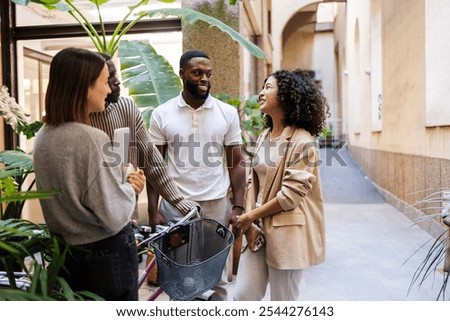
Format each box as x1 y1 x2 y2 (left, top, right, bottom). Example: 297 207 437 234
150 217 234 301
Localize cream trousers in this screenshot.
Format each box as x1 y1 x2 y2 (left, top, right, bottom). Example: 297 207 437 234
233 245 303 301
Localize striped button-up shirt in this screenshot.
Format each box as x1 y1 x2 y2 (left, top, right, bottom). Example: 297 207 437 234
90 96 197 219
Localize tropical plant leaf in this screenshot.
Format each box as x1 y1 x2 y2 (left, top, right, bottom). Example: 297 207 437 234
75 290 105 301
0 150 33 171
29 263 42 294
0 176 17 195
0 169 24 180
0 218 43 235
0 190 60 203
38 268 49 297
118 40 182 117
88 0 110 6
140 107 155 129
0 241 21 254
141 8 266 59
55 276 76 300
20 120 43 139
0 220 49 254
11 0 69 11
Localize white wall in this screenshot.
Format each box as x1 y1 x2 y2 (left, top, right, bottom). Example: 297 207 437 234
425 0 450 127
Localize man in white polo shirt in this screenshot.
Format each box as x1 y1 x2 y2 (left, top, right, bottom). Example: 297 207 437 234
148 50 246 300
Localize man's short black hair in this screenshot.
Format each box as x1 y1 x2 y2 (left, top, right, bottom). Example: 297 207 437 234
179 50 210 69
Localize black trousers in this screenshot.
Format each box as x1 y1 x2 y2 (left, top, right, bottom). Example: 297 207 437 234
60 223 138 301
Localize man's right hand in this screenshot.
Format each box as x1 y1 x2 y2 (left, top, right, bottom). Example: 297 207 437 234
148 211 166 229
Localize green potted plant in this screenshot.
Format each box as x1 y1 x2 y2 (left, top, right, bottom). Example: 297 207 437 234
0 218 104 300
406 188 450 300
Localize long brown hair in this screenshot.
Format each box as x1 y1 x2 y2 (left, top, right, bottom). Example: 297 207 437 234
44 47 105 125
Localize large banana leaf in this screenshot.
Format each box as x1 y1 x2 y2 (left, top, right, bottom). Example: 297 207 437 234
118 40 182 126
140 8 266 59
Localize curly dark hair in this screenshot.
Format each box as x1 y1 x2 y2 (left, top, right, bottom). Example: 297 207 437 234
264 69 330 136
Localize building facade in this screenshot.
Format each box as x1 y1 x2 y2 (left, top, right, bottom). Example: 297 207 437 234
334 0 450 236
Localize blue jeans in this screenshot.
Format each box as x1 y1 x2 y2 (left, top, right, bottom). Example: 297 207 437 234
61 223 138 300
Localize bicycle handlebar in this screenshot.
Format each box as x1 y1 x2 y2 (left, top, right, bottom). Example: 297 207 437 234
137 207 199 247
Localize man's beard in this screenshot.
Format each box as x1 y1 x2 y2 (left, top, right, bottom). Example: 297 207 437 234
106 92 120 104
185 81 210 99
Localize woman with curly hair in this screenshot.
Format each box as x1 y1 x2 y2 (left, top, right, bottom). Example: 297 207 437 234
234 69 329 301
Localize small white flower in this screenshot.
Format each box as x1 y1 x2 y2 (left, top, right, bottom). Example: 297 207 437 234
0 85 30 132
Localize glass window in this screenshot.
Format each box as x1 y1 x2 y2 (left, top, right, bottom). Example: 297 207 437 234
21 49 51 152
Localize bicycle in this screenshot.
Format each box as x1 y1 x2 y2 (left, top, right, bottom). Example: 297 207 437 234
136 208 234 301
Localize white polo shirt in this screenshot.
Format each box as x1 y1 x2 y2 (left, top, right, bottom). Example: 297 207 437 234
149 93 242 201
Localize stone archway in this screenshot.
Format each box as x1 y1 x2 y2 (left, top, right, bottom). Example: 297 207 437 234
277 1 344 140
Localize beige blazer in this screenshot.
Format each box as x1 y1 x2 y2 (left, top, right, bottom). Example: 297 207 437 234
245 126 326 269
